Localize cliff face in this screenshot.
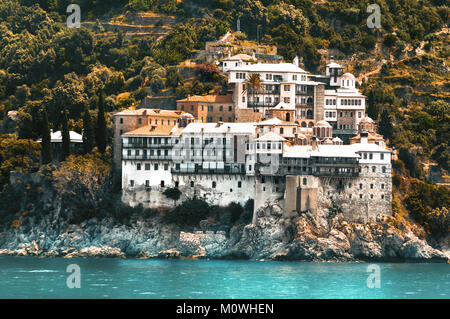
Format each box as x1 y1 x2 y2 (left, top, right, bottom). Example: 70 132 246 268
0 197 448 262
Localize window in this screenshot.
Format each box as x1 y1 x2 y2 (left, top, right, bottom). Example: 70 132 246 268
145 164 150 170
130 180 134 187
238 181 242 188
284 85 290 91
370 194 374 199
212 181 216 188
161 181 165 187
145 180 149 187
303 178 307 186
370 184 374 189
382 166 386 173
138 118 142 124
372 166 376 173
380 153 385 160
381 194 385 199
119 118 123 124
349 183 352 188
190 181 194 187
154 164 158 170
228 105 232 112
359 194 363 199
381 184 385 189
164 164 169 171
127 150 131 156
369 153 373 160
137 163 141 170
359 183 363 189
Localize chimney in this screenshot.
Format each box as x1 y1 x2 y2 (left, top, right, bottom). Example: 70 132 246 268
360 132 369 144
330 55 334 63
293 56 299 67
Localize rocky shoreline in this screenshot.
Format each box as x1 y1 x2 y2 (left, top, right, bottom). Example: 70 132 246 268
0 200 448 262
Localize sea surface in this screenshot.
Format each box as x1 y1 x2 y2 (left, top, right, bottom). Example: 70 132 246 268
0 257 448 299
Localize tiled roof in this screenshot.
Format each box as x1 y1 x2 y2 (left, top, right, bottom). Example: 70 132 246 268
123 125 180 137
255 132 286 142
177 95 233 103
114 109 186 118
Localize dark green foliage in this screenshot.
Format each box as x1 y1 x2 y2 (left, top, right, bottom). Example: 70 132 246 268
40 108 52 164
61 108 70 161
163 187 181 202
195 62 220 82
163 198 210 226
227 202 244 224
82 106 95 154
95 89 107 154
378 109 393 141
405 180 450 233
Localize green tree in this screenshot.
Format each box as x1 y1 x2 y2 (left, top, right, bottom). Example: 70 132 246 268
378 109 393 141
82 106 95 154
61 108 70 161
96 89 107 154
41 108 52 164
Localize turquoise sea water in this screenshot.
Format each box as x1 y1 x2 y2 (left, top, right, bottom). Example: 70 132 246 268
0 257 448 299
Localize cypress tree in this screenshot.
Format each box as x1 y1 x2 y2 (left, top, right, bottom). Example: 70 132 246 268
41 108 53 164
61 109 71 161
96 89 107 154
379 109 393 141
82 106 95 154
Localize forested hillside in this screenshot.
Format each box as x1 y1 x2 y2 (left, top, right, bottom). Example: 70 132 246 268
0 0 448 241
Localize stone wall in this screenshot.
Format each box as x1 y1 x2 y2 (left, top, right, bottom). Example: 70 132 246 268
282 164 392 222
122 174 255 209
235 108 264 122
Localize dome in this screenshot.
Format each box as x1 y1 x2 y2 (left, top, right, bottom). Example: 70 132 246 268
315 120 332 128
360 116 374 124
342 72 355 80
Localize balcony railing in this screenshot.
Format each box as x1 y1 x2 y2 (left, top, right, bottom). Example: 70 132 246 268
333 129 358 135
123 155 171 161
122 143 173 148
172 167 246 175
247 102 279 108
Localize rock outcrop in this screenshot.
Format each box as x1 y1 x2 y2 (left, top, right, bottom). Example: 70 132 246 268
0 199 448 262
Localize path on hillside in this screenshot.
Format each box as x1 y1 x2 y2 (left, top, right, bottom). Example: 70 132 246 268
357 27 449 83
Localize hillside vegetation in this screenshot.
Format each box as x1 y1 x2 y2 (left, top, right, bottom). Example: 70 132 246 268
0 0 448 243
